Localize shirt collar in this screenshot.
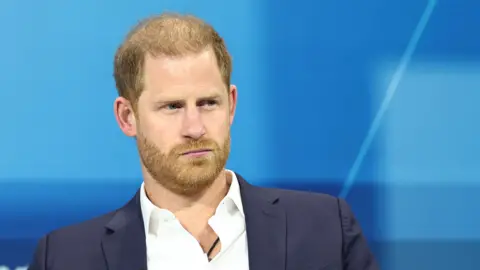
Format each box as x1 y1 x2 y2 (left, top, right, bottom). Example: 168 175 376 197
140 169 244 235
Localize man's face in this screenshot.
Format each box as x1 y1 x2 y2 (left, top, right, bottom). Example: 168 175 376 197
131 48 236 195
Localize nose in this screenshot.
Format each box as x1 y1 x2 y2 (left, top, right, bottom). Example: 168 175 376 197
181 107 206 140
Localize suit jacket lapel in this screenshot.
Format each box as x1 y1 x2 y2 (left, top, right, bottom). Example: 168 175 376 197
102 191 147 270
99 174 286 270
237 174 286 270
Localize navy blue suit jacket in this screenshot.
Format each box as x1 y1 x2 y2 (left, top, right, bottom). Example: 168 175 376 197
28 173 378 270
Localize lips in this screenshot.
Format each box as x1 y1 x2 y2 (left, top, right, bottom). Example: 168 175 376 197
181 149 212 155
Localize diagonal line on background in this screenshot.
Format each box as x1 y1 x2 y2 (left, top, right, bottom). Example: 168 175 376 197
339 0 438 199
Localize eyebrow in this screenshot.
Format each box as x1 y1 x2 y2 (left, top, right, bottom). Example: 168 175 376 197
154 94 223 105
198 94 222 101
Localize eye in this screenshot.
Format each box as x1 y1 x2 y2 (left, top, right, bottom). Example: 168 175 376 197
164 102 182 111
200 99 218 108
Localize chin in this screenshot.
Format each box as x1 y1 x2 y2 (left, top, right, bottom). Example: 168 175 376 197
173 165 222 192
174 176 216 196
179 165 221 181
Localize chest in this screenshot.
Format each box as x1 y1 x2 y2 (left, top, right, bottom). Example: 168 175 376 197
146 229 249 270
145 212 249 270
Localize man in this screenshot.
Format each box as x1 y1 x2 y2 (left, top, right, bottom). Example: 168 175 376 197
28 13 378 270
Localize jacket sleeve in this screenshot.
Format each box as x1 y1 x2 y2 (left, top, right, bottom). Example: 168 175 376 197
28 235 48 270
338 198 380 270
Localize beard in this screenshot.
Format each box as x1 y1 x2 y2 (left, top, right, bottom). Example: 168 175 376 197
136 132 231 196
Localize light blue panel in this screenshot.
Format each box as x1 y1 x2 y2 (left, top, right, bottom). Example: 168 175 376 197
375 60 480 240
257 0 429 183
0 0 269 181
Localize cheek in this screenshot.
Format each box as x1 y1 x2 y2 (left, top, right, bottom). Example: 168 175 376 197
138 115 173 147
205 112 231 138
140 111 175 134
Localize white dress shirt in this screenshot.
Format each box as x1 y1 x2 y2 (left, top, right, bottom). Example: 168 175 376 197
140 169 249 270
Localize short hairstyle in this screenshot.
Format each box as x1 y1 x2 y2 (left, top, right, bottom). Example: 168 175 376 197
113 13 232 106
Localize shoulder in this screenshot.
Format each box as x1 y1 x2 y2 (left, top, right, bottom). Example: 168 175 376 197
29 210 119 269
44 190 141 244
263 186 343 214
46 210 117 243
257 186 356 228
235 173 345 215
258 186 379 267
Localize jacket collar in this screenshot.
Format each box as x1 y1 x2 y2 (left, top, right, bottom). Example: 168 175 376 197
101 172 286 270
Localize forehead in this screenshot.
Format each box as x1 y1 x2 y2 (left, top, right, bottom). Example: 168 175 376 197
142 48 225 97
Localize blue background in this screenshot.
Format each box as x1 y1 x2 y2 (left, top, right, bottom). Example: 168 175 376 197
1 0 479 269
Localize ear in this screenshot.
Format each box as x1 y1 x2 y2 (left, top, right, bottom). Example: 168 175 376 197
113 97 137 137
228 84 238 125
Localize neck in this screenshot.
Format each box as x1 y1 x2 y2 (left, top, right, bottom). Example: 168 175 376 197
143 170 230 237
